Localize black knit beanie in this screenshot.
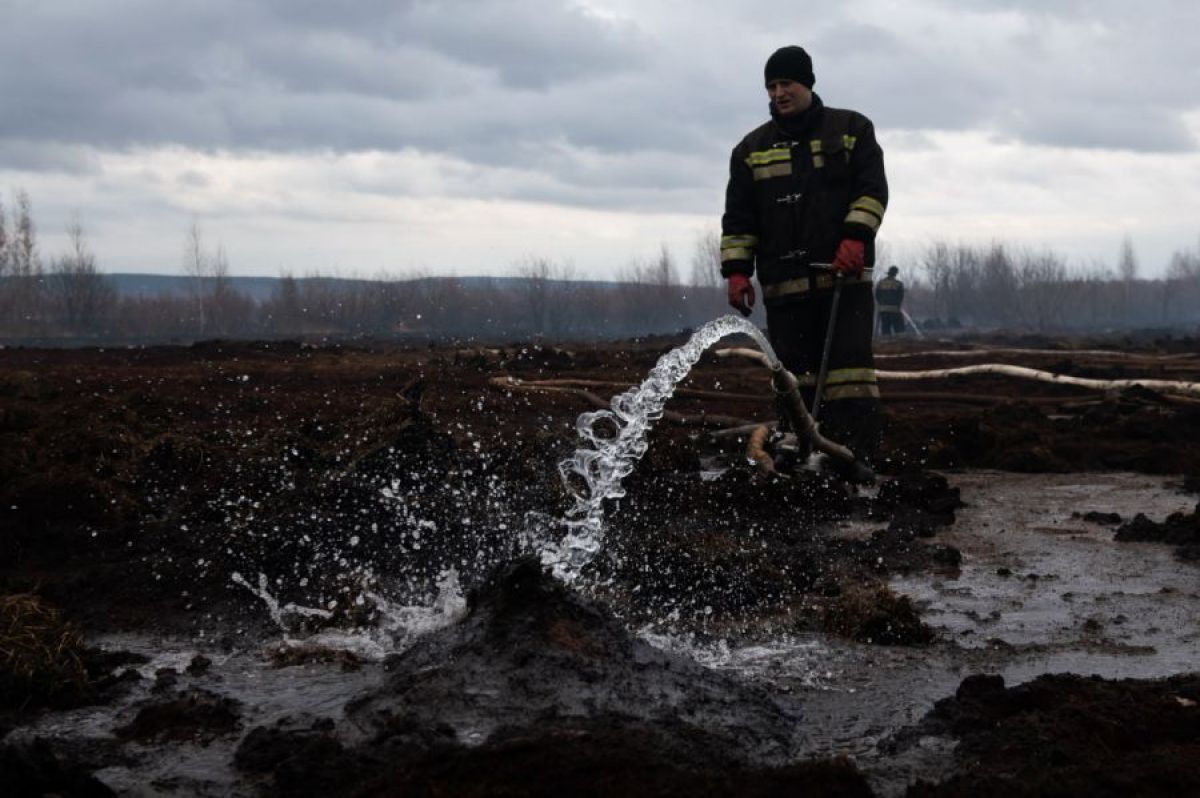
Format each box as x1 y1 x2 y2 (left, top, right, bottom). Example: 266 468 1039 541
764 46 814 88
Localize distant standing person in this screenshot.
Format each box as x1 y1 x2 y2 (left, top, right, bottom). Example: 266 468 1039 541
875 266 905 336
720 45 888 464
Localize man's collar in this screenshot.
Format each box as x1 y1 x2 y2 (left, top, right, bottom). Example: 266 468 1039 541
770 93 824 137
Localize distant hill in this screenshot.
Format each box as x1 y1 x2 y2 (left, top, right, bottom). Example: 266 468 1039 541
109 274 282 301
106 273 626 301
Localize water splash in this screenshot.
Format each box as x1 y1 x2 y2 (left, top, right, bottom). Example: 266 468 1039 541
226 314 777 652
231 568 467 659
543 314 780 581
231 571 334 630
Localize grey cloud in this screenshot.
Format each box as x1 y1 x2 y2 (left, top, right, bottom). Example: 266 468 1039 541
2 0 1199 218
1 0 647 145
1008 100 1197 152
0 140 102 174
177 169 212 189
812 24 1001 131
245 36 460 100
398 1 648 90
808 10 1200 152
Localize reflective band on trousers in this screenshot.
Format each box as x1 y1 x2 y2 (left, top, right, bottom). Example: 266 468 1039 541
822 383 880 400
878 304 901 312
796 368 880 400
761 268 874 299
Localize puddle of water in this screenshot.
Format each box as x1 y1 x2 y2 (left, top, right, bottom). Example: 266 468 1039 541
893 470 1199 674
10 633 385 796
677 471 1199 795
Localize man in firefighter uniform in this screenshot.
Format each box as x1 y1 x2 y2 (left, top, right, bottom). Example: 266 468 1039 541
875 266 906 336
722 45 888 467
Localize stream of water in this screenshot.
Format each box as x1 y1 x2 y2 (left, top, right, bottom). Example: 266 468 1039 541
543 314 779 580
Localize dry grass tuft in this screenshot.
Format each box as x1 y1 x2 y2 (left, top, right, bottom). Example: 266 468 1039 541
820 583 934 646
0 593 91 709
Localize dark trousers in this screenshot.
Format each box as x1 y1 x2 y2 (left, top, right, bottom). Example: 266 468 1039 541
765 282 882 461
879 311 905 336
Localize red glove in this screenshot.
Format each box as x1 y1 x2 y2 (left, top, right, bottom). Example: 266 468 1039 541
727 273 755 316
832 239 866 278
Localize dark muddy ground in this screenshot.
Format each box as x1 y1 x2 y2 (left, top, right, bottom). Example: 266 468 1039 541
2 330 1200 795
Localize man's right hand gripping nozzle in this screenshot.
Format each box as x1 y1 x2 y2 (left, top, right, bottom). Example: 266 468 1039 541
727 273 755 317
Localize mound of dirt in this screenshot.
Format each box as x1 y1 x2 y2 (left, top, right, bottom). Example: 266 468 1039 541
1115 502 1200 561
348 557 805 763
232 557 875 797
236 715 875 798
115 688 242 743
903 672 1200 797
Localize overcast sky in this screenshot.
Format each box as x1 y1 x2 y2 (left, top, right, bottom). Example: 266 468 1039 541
2 0 1199 279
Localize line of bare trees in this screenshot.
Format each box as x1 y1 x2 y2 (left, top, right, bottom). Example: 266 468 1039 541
0 198 729 342
0 190 119 337
902 237 1200 331
2 188 1199 344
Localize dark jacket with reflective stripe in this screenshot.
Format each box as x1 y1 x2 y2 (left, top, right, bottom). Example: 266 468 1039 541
875 277 904 310
720 95 888 300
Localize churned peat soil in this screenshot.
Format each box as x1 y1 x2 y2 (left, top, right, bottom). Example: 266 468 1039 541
2 331 1199 795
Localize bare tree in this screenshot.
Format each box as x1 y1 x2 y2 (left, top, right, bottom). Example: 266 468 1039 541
614 244 686 333
0 194 9 279
920 241 954 324
267 271 304 334
11 189 39 278
3 189 45 330
516 255 554 336
979 243 1020 325
652 243 679 286
1118 234 1139 282
1017 249 1069 331
689 229 722 288
183 219 209 334
208 243 235 334
874 238 893 273
1118 234 1138 321
48 216 117 334
0 195 10 324
1163 238 1200 324
179 221 256 337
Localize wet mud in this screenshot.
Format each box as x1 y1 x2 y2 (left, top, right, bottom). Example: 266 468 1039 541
247 558 875 797
1115 502 1200 561
2 332 1200 794
902 672 1200 797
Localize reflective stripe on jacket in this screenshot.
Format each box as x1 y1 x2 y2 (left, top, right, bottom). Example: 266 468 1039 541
720 95 888 304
